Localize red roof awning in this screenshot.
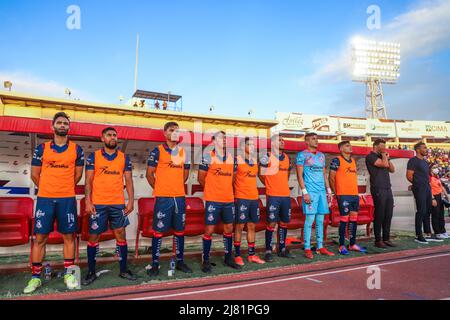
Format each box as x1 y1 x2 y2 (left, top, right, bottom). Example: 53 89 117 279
0 116 414 158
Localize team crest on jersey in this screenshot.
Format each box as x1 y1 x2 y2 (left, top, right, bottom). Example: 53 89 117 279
240 204 248 212
207 213 214 222
208 205 216 213
308 204 313 210
36 220 42 229
35 209 45 218
269 213 275 220
91 221 99 230
344 208 349 213
240 214 246 221
157 220 164 229
156 211 166 219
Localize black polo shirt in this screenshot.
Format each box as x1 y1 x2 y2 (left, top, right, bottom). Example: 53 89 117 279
407 156 431 190
365 151 391 189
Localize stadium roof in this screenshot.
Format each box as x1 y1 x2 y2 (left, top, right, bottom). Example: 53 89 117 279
133 90 181 102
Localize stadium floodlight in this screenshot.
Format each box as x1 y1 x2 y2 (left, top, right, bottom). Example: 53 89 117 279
351 37 401 119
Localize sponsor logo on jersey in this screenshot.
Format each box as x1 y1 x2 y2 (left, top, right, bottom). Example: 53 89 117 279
212 168 232 177
99 166 121 175
46 161 69 169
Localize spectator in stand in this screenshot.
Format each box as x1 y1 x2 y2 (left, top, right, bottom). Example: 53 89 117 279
155 100 160 109
163 100 168 110
429 164 449 239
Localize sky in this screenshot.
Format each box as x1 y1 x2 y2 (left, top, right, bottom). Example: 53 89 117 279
0 0 449 121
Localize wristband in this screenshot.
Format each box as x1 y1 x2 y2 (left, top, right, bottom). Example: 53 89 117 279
327 188 332 194
301 188 308 195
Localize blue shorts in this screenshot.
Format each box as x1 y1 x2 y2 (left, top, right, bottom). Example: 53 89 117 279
153 197 186 233
266 196 291 223
337 195 360 216
34 197 77 235
302 192 330 215
235 199 260 224
89 205 130 234
205 201 235 225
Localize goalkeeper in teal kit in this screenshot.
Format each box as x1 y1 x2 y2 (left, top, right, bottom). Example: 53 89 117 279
295 133 335 259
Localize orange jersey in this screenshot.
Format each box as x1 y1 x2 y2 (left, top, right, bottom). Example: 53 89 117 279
430 176 443 196
151 144 187 197
201 150 235 203
37 141 78 198
260 152 291 197
234 156 259 200
91 150 127 205
332 156 359 196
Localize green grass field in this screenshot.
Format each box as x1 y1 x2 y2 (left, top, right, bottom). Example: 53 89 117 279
0 231 448 299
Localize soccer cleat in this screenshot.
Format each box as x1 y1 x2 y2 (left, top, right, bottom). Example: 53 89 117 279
82 271 98 286
317 247 335 256
339 245 349 255
119 270 137 281
304 249 314 260
441 233 449 239
278 249 296 259
348 244 368 253
23 278 42 294
224 256 242 270
247 255 266 264
414 236 428 244
147 264 160 277
234 256 245 266
64 273 79 290
176 261 193 273
201 261 212 273
264 252 274 263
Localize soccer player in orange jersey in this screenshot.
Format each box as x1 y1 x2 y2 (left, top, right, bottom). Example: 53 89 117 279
329 141 367 255
233 137 266 266
146 122 193 277
83 127 137 285
198 131 241 273
24 112 84 294
259 134 295 262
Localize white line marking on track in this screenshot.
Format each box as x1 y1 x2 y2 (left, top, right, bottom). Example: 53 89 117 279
306 277 322 284
129 253 450 300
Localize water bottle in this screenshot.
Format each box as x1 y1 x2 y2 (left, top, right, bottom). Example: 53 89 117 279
44 263 52 280
168 257 175 277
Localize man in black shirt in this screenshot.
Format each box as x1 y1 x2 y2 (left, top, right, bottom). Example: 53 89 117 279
365 139 395 249
407 142 443 244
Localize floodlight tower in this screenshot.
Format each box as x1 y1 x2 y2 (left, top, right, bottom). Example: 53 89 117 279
351 38 401 119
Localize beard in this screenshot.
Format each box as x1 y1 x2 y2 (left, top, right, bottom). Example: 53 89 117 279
55 128 68 137
105 140 117 149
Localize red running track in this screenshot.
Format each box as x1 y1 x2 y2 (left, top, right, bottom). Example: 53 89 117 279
18 245 450 300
